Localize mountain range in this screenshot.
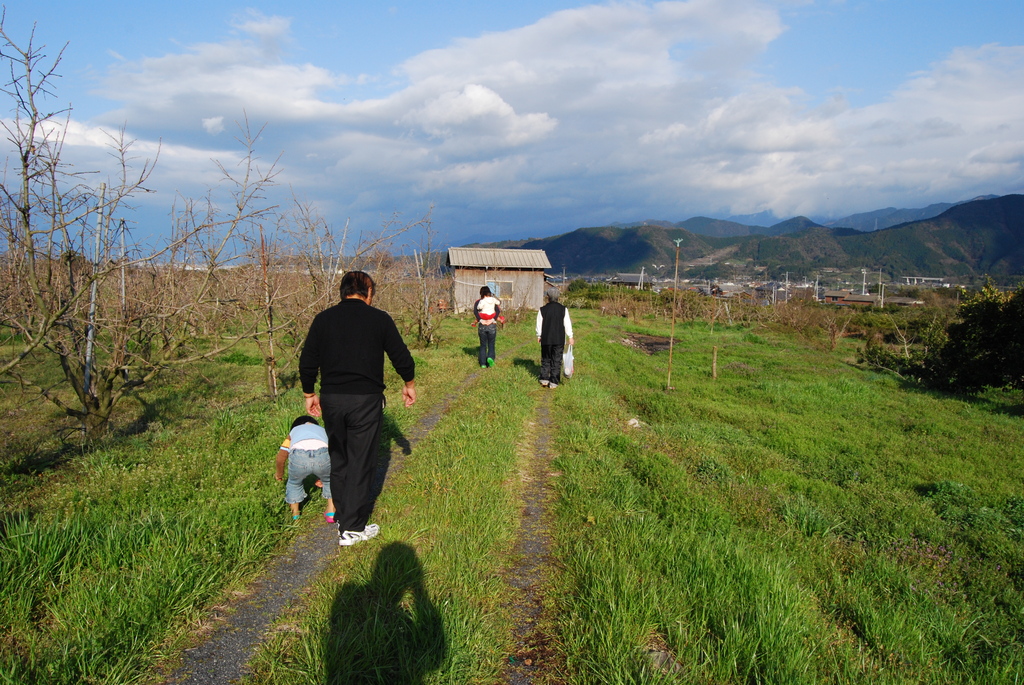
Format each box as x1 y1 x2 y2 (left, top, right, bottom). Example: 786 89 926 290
464 195 1024 280
604 196 1000 238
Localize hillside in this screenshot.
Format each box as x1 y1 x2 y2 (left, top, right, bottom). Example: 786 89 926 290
517 224 723 273
464 195 1024 278
611 216 818 238
825 195 999 231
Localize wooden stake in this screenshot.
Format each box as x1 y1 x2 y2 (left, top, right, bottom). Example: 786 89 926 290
712 345 718 380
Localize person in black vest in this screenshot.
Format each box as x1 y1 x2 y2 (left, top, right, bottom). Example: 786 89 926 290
535 287 575 388
299 271 416 546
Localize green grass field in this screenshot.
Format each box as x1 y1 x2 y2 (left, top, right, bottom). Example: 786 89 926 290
2 308 1022 683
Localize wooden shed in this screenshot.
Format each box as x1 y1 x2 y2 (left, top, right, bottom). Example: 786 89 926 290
447 247 552 312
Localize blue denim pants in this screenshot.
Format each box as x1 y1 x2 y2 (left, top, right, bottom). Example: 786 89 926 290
478 324 497 366
284 447 332 503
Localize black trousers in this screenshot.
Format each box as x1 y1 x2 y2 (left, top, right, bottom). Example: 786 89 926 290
320 393 384 533
540 343 564 384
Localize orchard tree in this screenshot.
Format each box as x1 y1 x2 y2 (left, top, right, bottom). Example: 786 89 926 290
242 198 430 398
0 21 155 377
0 22 278 438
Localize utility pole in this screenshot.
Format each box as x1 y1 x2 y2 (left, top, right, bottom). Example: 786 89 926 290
667 239 683 390
119 219 127 314
83 183 107 398
861 269 867 295
119 218 129 382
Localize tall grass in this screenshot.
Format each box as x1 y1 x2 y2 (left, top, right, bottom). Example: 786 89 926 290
4 308 1022 683
548 313 1024 683
0 322 484 684
0 396 288 683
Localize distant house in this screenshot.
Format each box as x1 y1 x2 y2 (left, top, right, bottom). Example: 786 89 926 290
753 282 789 303
823 289 853 304
608 273 647 289
838 294 881 307
819 290 922 307
789 286 817 301
717 284 753 299
446 247 552 312
881 296 924 307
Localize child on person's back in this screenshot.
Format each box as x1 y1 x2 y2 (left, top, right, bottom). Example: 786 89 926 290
474 286 502 368
275 416 336 522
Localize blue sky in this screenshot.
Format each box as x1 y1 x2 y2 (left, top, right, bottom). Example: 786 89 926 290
3 0 1023 247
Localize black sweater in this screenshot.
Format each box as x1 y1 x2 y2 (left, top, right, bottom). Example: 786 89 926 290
299 299 415 395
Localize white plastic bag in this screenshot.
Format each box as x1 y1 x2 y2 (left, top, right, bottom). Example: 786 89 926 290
562 344 574 378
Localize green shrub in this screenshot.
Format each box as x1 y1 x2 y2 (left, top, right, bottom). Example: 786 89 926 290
932 283 1024 392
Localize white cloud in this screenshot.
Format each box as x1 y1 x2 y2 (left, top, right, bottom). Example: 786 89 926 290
47 2 1024 240
98 13 347 131
202 116 225 135
230 9 292 57
401 84 556 147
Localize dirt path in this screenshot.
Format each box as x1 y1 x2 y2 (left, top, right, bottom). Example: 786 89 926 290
502 388 562 684
164 366 493 685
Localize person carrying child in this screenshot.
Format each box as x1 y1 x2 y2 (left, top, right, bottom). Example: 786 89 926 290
474 286 502 368
536 287 574 388
275 415 336 522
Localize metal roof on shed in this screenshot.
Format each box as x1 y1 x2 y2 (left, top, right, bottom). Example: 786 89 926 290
447 247 552 269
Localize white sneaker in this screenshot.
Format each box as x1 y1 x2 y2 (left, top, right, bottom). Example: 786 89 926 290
540 380 549 387
548 382 558 389
338 523 380 546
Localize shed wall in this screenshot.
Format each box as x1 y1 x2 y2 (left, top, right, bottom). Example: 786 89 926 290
453 268 547 312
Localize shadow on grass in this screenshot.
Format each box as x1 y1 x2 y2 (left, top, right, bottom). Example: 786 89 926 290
371 412 411 504
120 392 188 436
512 357 541 376
382 410 412 457
1 369 264 516
2 441 82 479
844 361 1024 417
325 542 446 684
1 387 186 480
277 370 300 392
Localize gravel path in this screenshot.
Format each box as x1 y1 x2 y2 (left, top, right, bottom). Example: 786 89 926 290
502 388 562 684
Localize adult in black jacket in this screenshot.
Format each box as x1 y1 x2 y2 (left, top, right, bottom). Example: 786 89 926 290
535 287 575 388
299 271 416 546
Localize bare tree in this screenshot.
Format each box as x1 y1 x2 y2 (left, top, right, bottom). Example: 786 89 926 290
396 207 453 347
0 21 156 377
824 311 852 351
255 223 282 397
0 23 280 437
242 201 427 397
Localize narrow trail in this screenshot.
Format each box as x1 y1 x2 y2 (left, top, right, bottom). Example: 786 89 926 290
164 366 493 684
502 387 562 685
163 334 537 684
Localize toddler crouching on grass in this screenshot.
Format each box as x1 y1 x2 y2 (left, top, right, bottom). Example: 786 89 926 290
275 416 335 522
